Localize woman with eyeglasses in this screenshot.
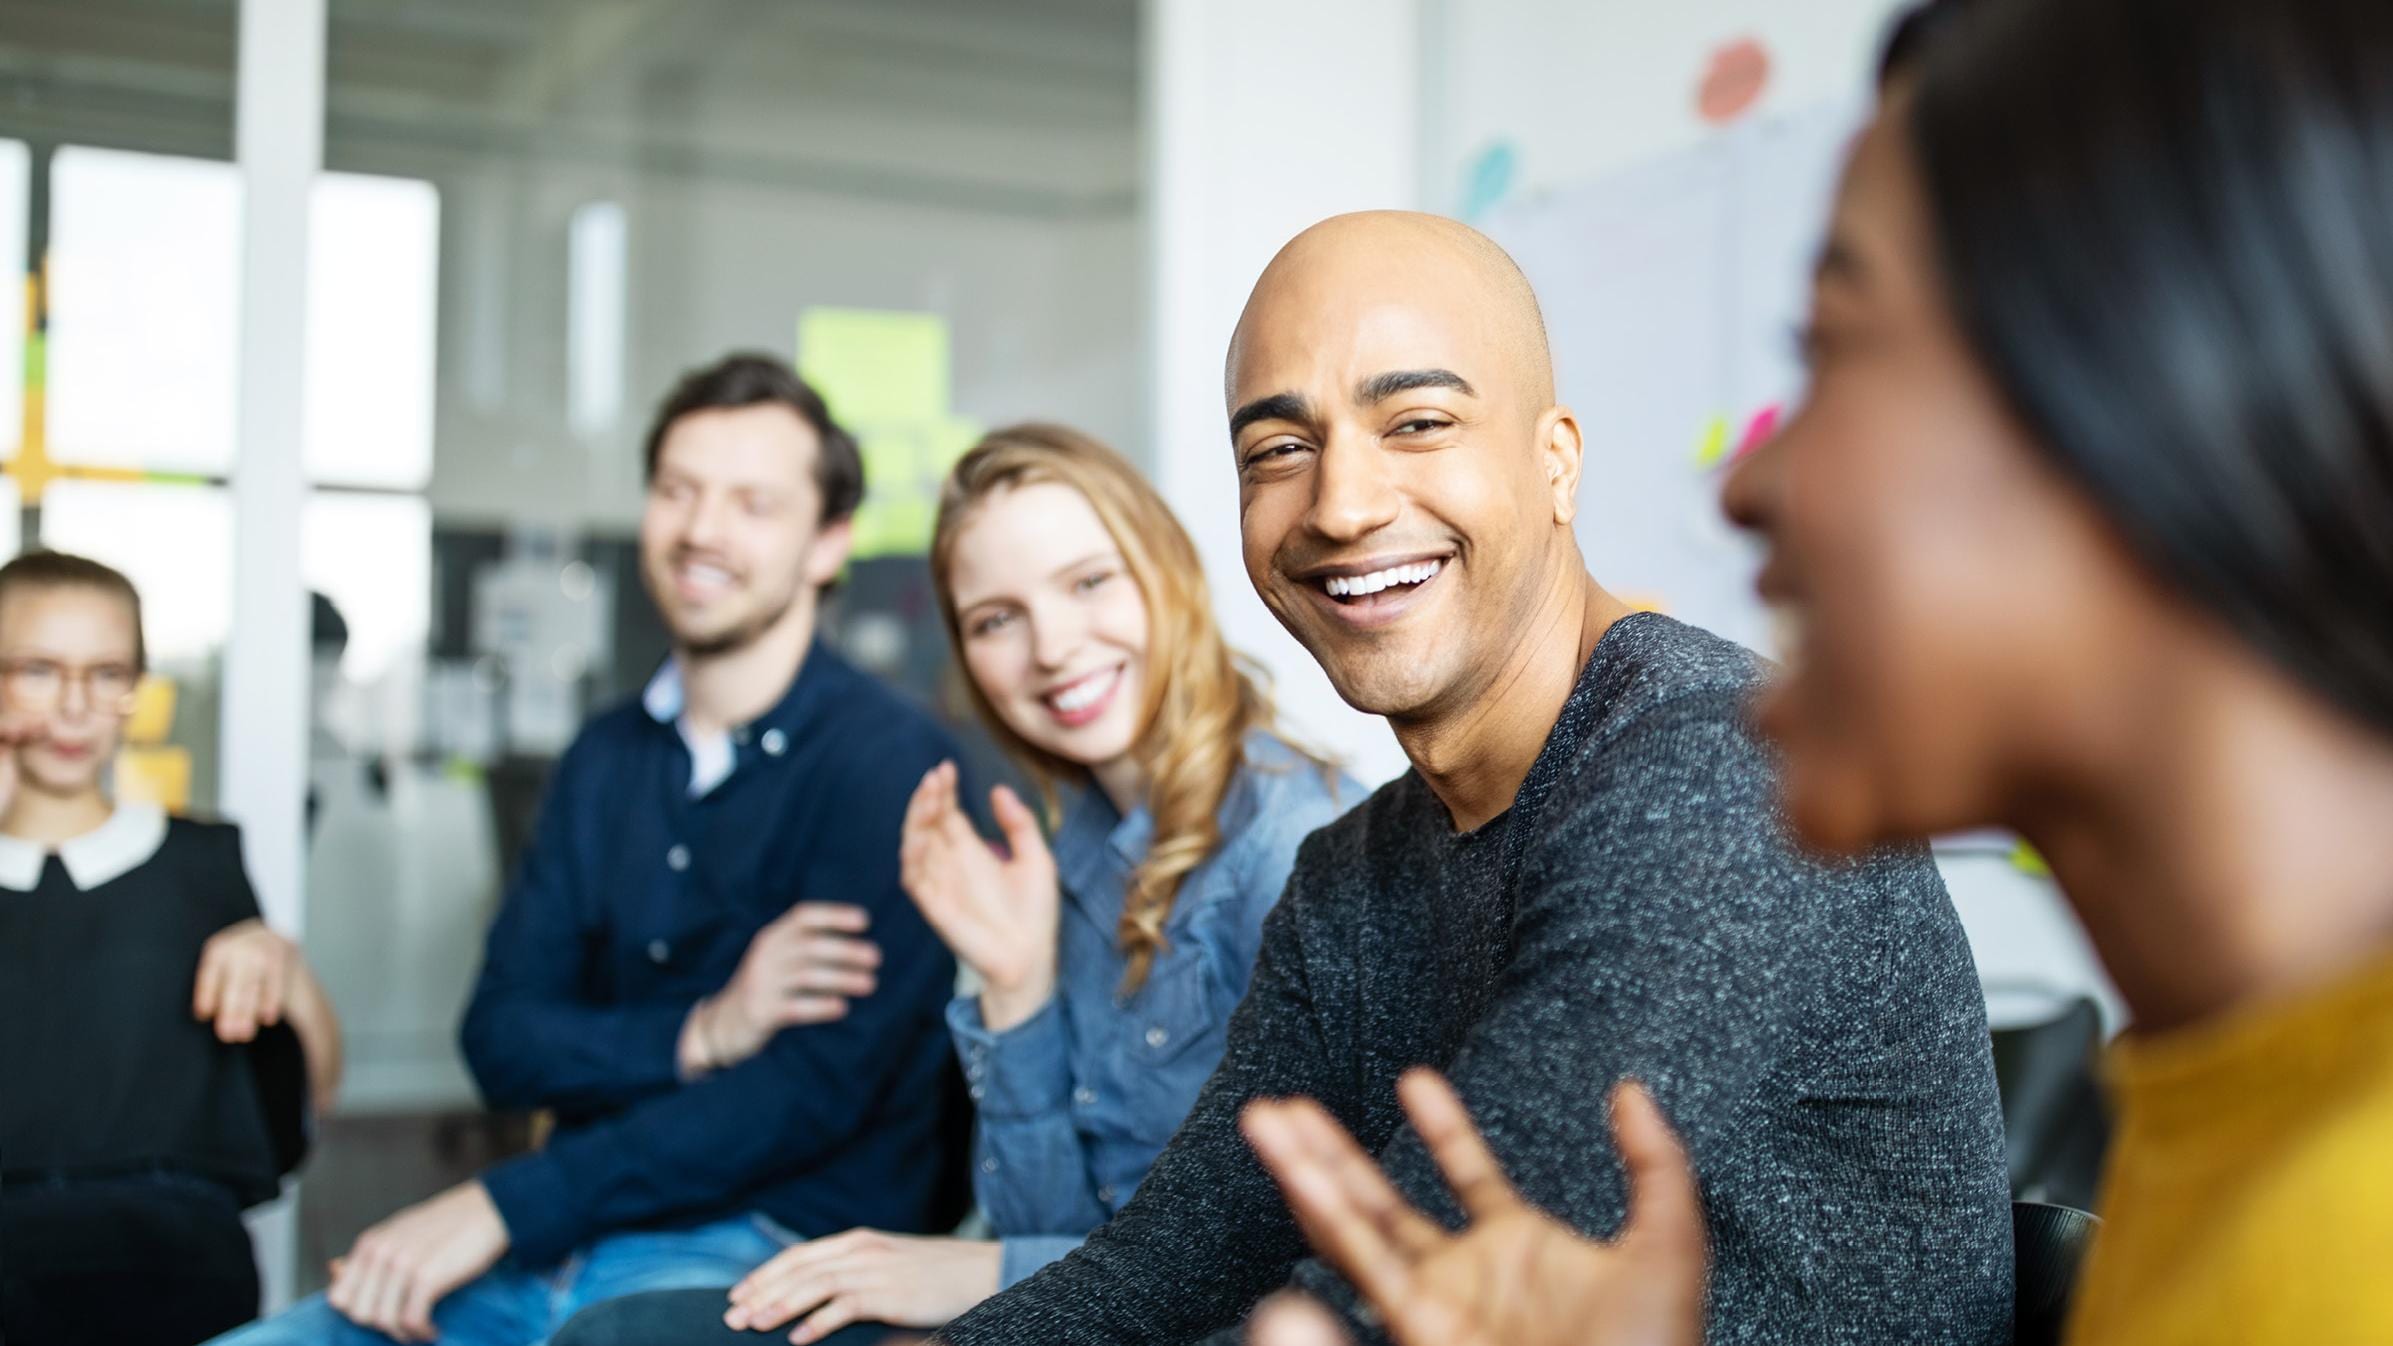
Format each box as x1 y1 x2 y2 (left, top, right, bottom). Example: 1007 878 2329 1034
1240 0 2393 1342
0 550 343 1346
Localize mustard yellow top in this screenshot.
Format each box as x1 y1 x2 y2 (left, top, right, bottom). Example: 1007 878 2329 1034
2066 951 2393 1345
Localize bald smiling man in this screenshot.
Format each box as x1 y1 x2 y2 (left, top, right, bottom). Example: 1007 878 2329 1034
557 215 2013 1346
926 215 2014 1344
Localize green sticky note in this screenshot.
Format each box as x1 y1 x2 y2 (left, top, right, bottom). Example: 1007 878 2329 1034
797 308 951 427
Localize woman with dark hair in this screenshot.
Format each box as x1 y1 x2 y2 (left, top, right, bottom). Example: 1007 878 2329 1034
1239 0 2393 1342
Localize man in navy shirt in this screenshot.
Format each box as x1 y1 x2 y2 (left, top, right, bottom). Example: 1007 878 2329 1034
211 354 967 1346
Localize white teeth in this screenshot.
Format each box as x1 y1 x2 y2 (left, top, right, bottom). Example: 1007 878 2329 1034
1324 559 1442 598
1049 667 1119 714
681 563 733 588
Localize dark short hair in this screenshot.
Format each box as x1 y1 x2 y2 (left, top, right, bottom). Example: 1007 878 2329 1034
1913 0 2393 737
0 550 147 673
641 353 865 525
1876 0 1969 88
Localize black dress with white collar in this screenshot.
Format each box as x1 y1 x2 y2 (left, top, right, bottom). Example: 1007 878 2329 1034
0 808 286 1203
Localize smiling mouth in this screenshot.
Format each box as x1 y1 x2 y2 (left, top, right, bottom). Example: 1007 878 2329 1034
1041 664 1125 728
672 558 739 601
1311 557 1446 608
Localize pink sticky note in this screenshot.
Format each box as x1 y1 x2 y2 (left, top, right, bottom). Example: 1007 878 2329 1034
1734 404 1782 461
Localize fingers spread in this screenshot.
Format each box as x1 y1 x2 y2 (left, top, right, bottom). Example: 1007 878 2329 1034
989 785 1047 861
1397 1069 1521 1222
1610 1080 1705 1253
1247 1293 1354 1346
1242 1099 1435 1307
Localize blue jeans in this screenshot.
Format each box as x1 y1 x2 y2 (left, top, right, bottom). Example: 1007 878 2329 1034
204 1213 790 1346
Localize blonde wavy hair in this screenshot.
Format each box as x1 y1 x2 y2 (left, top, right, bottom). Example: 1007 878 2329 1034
930 423 1302 994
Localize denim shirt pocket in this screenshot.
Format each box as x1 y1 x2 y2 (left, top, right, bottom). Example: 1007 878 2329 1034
1119 953 1219 1062
1096 947 1228 1148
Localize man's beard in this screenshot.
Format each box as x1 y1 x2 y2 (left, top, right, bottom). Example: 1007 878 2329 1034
678 581 802 658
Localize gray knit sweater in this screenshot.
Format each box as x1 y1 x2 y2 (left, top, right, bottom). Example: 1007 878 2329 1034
938 613 2013 1345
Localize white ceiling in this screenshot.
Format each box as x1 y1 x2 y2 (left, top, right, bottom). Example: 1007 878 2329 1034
0 0 1141 216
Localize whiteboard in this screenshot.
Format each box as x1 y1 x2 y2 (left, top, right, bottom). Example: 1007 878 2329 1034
1484 109 2115 1023
1483 102 1860 658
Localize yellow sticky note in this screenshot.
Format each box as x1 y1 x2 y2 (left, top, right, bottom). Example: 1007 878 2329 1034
2009 840 2051 877
115 746 192 813
1693 414 1730 468
797 308 951 427
849 416 983 558
126 675 178 746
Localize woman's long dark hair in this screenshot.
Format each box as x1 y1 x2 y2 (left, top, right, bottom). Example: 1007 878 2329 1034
1911 0 2393 735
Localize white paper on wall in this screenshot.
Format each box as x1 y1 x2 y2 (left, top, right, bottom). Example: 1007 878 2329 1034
1482 100 1861 660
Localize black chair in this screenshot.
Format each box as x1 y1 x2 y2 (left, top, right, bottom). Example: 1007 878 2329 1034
1990 995 2110 1211
248 1021 314 1182
2012 1199 2098 1346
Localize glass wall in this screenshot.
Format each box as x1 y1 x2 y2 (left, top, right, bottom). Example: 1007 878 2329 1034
1 0 1144 1299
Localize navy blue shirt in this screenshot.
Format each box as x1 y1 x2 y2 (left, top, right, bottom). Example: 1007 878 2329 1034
464 641 965 1266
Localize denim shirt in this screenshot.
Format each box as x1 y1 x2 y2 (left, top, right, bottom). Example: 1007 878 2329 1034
946 732 1359 1288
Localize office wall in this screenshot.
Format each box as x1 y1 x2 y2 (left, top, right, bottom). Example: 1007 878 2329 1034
1420 0 1909 213
418 163 1143 534
1147 0 2120 1025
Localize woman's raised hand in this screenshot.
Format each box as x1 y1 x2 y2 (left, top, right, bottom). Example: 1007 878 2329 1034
899 761 1061 1032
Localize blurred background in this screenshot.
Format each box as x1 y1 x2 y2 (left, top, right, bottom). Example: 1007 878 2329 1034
0 0 2114 1308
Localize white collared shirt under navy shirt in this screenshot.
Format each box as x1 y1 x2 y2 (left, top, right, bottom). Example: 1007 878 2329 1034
948 731 1361 1288
463 640 966 1267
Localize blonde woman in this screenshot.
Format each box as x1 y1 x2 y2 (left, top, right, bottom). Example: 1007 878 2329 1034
559 425 1358 1346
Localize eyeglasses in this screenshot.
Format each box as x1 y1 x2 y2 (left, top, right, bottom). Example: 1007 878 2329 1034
0 658 142 713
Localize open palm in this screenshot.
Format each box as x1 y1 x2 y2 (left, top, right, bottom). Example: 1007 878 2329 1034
1243 1069 1708 1346
898 761 1060 1028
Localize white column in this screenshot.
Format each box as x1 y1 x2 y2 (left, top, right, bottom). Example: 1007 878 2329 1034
227 0 325 1310
1144 0 1422 786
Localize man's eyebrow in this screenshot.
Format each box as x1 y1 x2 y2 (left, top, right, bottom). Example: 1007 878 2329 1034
1230 392 1316 439
1356 369 1476 404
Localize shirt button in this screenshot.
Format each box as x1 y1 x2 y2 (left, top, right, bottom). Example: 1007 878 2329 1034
666 844 690 871
1144 1026 1169 1049
966 1062 984 1082
761 728 787 756
1097 1185 1117 1204
980 1157 999 1175
1073 1086 1097 1106
969 1084 985 1101
647 939 670 964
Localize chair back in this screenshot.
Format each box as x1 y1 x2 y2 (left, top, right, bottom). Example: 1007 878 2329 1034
2012 1199 2099 1346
